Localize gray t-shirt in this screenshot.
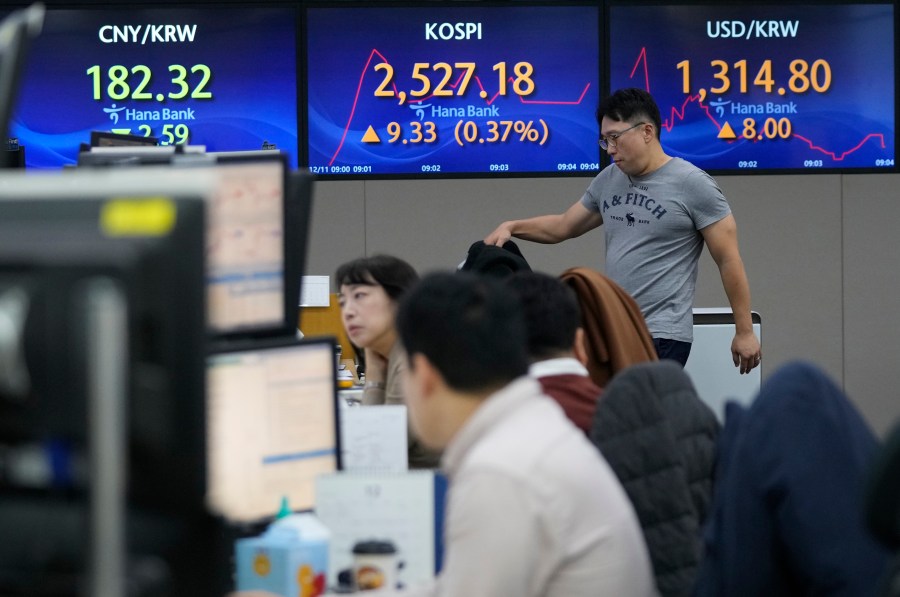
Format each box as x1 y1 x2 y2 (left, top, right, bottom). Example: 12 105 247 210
580 158 731 342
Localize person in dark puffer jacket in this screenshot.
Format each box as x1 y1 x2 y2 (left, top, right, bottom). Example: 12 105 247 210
591 360 719 597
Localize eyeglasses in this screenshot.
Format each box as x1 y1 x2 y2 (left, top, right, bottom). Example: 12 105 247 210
599 122 646 150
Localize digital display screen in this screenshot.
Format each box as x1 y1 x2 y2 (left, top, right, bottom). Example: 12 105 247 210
305 4 601 178
13 7 299 169
608 3 895 172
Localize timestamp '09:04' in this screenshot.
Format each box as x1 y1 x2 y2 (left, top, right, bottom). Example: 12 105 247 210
87 64 213 101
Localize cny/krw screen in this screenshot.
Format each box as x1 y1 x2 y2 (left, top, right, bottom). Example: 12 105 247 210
12 7 299 169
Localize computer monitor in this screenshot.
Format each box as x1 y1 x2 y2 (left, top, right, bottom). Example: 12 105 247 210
197 152 296 338
76 149 309 340
0 168 230 596
90 130 159 148
76 144 186 168
0 3 43 168
206 336 341 525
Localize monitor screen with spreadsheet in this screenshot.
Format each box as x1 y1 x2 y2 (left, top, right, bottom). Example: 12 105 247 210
201 154 291 336
206 337 341 523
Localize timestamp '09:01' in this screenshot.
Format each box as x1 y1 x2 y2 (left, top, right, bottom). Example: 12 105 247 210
87 64 213 101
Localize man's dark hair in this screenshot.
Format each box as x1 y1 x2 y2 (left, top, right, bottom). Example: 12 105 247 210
335 254 419 301
597 88 662 140
504 271 582 361
397 271 528 393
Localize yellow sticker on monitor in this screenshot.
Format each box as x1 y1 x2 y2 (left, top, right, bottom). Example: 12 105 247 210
100 198 176 236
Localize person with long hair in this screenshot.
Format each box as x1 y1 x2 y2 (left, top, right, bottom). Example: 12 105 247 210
336 254 439 469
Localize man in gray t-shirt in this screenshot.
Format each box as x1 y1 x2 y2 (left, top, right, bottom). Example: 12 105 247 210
485 88 761 373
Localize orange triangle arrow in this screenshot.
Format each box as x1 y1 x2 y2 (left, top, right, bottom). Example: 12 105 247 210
361 126 381 144
718 122 737 140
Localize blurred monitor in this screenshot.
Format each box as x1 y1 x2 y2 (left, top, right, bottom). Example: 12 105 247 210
0 167 229 596
206 336 341 525
195 152 297 339
90 130 159 148
0 3 43 168
76 144 179 167
76 149 309 340
190 152 312 340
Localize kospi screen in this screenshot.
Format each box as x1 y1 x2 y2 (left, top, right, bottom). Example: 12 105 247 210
12 7 299 169
305 4 601 178
608 3 895 173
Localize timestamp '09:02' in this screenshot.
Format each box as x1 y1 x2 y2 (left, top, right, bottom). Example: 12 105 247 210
87 64 213 101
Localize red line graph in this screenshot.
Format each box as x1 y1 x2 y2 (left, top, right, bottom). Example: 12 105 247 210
627 47 885 162
328 49 592 165
791 133 885 162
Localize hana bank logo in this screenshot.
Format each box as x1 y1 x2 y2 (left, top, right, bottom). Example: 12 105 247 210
709 98 731 118
104 104 127 124
409 102 430 120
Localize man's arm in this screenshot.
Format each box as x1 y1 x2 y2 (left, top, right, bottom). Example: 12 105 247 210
484 200 602 246
701 214 761 374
